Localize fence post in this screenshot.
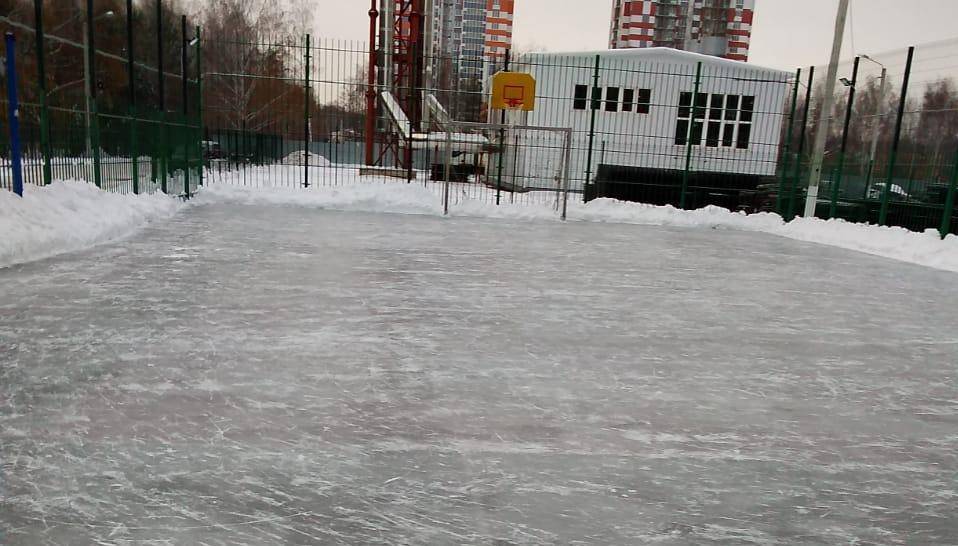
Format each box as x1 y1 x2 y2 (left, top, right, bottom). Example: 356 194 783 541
495 49 511 206
126 0 138 194
4 33 24 197
86 0 102 189
180 15 190 199
562 128 572 221
157 0 167 193
680 61 703 210
830 56 859 219
443 129 452 215
584 54 601 202
365 0 378 167
33 0 52 186
196 25 202 188
777 68 801 216
788 66 815 220
303 34 311 188
940 150 958 239
880 46 914 226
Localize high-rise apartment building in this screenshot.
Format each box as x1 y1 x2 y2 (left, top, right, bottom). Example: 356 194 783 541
609 0 754 61
379 0 516 119
430 0 515 85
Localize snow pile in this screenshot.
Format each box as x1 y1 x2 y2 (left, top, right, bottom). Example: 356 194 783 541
198 181 958 274
568 199 783 231
0 181 182 268
567 198 958 271
281 150 332 167
777 217 958 273
194 180 443 217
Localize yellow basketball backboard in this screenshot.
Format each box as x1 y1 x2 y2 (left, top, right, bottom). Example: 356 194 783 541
491 72 536 111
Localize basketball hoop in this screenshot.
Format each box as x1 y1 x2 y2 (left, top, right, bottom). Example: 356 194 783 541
502 85 525 110
491 72 537 112
504 97 524 109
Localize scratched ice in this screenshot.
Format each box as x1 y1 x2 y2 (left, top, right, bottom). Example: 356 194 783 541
1 203 957 544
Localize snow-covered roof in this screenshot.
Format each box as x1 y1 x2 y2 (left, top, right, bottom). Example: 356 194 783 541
518 47 789 78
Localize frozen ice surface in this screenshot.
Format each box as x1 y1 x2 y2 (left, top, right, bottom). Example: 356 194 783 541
1 203 957 544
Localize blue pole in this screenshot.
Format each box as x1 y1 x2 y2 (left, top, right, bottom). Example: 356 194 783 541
5 33 24 197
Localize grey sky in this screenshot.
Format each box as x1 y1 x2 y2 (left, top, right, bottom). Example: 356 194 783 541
307 0 958 70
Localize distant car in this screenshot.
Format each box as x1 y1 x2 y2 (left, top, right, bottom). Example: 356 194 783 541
867 182 909 201
329 129 359 143
202 141 224 161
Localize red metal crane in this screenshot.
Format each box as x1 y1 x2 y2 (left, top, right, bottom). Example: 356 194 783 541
366 0 427 171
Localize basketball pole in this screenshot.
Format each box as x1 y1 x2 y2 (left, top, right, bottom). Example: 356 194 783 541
495 49 511 206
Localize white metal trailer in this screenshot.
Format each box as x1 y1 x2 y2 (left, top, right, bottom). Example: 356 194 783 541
494 48 792 194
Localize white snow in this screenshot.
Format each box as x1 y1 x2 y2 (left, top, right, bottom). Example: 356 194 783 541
4 169 955 274
0 181 182 268
194 179 444 217
569 199 958 274
197 176 958 274
281 150 332 167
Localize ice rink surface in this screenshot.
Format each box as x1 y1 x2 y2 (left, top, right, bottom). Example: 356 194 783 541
1 204 956 544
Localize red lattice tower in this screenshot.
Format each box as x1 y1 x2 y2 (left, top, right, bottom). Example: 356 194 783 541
376 0 426 171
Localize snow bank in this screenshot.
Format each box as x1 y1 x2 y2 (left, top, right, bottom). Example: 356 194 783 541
281 151 332 167
0 181 182 268
568 198 958 272
198 181 958 274
193 180 443 217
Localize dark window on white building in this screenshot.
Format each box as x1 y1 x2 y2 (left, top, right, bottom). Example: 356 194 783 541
605 87 620 112
573 85 588 110
676 92 755 149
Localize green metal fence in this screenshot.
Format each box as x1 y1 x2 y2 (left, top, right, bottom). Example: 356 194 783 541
1 0 202 197
780 40 958 237
193 34 958 237
3 3 957 238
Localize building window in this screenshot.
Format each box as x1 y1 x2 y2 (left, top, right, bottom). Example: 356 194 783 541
573 84 588 110
706 121 721 147
575 86 651 115
637 88 652 114
676 92 755 149
622 89 635 112
722 124 735 147
605 87 620 112
678 91 692 119
736 123 752 149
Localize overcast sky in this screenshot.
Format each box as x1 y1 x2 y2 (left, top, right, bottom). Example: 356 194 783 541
308 0 958 71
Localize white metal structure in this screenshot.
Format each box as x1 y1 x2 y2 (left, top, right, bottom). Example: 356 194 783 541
380 91 490 153
503 48 792 192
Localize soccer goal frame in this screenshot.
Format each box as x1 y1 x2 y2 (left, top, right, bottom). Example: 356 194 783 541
441 121 574 220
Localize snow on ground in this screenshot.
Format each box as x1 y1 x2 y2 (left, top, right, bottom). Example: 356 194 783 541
4 165 954 274
280 150 333 167
199 170 958 274
568 199 958 274
194 179 444 217
0 181 182 269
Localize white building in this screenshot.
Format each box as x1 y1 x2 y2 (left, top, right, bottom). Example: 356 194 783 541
498 48 792 203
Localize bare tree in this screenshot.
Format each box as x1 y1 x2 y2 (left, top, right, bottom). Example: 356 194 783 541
200 0 314 133
915 79 958 181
